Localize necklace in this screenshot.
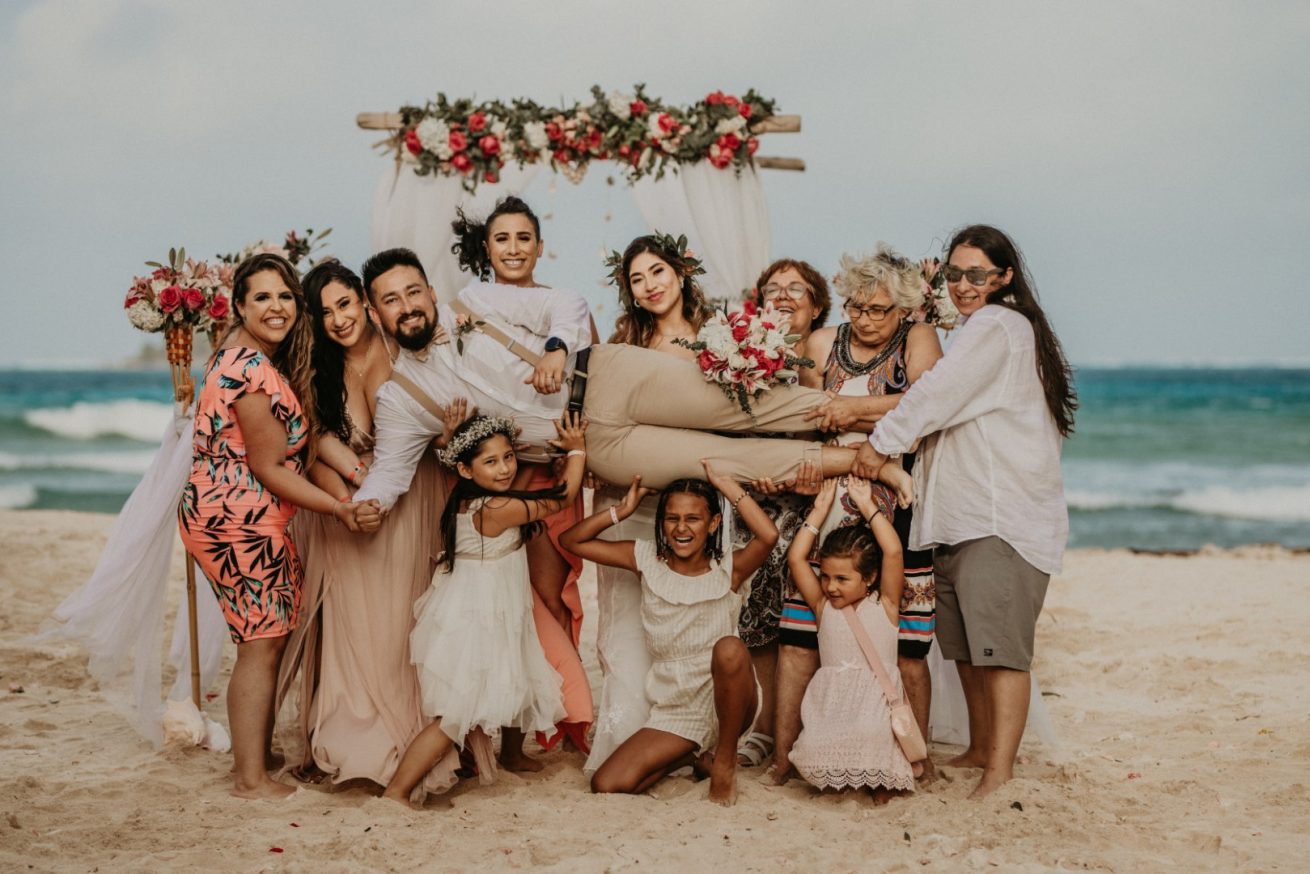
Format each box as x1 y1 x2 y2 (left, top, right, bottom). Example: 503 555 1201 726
833 320 911 376
345 330 376 381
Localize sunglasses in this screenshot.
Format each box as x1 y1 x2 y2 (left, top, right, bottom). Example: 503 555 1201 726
942 266 1005 287
844 301 896 321
760 282 813 301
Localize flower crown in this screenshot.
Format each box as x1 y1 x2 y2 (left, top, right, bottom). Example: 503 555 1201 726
437 416 517 469
604 231 706 290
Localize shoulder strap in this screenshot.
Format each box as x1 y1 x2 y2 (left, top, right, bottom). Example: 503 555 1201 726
841 604 904 706
450 298 542 368
388 371 445 421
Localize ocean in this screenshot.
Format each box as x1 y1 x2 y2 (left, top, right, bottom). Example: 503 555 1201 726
2 367 1307 551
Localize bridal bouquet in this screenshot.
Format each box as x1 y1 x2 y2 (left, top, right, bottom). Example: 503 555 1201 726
124 248 233 335
676 300 814 416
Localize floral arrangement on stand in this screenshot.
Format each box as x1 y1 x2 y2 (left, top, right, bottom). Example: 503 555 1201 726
675 299 814 416
216 227 332 273
396 85 777 191
124 248 234 337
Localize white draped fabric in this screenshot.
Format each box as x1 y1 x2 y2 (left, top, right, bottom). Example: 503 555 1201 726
370 163 542 299
37 409 227 746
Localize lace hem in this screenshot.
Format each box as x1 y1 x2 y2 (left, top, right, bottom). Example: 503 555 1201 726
795 766 916 792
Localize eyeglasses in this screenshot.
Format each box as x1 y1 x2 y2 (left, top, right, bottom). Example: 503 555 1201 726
942 266 1004 287
760 283 813 301
844 301 896 321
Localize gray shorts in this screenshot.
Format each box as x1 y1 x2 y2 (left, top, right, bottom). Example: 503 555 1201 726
932 536 1049 671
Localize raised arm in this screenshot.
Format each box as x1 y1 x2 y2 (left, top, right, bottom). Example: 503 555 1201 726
702 460 779 591
847 477 903 623
476 413 589 535
558 475 652 573
786 477 838 618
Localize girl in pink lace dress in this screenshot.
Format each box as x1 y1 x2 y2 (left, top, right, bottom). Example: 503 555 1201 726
785 477 916 799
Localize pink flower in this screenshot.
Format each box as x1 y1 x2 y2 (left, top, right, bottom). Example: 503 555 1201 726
404 129 422 155
657 112 677 134
468 112 487 133
724 94 740 108
451 153 473 173
553 148 571 163
746 137 760 155
158 286 182 313
545 121 563 142
478 135 501 156
181 289 205 311
706 90 725 106
448 130 468 152
718 132 741 153
630 99 648 116
208 294 230 320
739 103 753 119
485 170 499 184
731 321 749 343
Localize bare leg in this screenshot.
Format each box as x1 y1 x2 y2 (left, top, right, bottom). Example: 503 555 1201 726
706 637 757 806
897 655 936 782
499 727 543 772
383 720 454 805
737 643 776 766
771 643 818 784
228 636 294 799
526 530 572 634
948 659 990 768
591 728 698 795
970 667 1030 799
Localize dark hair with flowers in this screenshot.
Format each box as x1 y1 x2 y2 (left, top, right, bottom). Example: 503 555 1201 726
606 232 712 348
451 196 542 281
437 415 564 572
654 478 724 563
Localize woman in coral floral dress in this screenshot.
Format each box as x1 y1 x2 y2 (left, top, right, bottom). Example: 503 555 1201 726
178 253 378 799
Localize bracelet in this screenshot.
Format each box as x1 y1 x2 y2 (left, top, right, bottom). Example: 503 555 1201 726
802 522 821 536
608 506 620 526
731 492 751 509
566 449 586 457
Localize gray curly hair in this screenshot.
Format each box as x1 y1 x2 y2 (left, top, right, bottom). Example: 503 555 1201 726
832 243 925 312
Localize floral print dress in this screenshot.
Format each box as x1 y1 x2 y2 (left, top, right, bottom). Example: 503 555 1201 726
179 347 308 643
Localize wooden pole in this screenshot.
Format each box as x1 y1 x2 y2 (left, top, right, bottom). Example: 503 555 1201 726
186 556 201 708
166 326 201 710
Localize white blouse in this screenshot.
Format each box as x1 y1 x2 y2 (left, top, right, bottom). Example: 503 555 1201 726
869 305 1068 574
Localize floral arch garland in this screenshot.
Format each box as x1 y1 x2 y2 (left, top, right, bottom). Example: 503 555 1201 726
377 85 786 192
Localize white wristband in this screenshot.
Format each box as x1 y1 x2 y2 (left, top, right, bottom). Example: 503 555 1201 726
567 449 586 457
609 506 620 526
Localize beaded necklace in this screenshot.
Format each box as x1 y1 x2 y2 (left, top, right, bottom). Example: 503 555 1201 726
832 319 911 376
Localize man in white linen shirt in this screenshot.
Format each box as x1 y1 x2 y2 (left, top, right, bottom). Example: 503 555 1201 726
353 248 867 507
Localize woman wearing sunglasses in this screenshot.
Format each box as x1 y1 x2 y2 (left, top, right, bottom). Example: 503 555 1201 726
851 224 1076 799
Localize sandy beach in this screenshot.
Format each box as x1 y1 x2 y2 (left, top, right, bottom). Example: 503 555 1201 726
2 508 1307 872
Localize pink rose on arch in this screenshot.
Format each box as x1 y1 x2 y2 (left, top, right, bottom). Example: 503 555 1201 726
657 112 677 134
478 135 501 156
545 121 563 142
718 132 741 153
448 130 468 152
485 170 499 184
706 91 725 106
630 99 648 116
451 153 473 173
158 285 182 313
746 137 760 155
208 294 230 320
468 112 487 133
739 103 753 119
404 129 422 155
181 289 206 311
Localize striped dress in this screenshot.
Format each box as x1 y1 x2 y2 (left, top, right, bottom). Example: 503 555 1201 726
634 539 745 753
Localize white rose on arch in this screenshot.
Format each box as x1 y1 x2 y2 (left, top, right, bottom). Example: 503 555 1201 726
607 90 633 121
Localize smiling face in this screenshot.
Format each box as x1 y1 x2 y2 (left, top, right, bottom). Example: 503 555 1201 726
319 280 369 349
627 251 684 319
946 244 1012 318
760 266 819 338
370 265 438 350
487 213 542 287
660 491 720 561
818 554 874 609
237 269 297 351
455 433 518 492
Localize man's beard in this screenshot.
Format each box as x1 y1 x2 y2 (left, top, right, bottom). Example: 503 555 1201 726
394 312 437 350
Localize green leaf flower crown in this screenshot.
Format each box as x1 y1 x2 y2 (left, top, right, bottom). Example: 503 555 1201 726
603 230 707 291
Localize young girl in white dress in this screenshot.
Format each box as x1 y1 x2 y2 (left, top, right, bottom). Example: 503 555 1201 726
560 461 779 806
785 476 917 800
382 413 588 806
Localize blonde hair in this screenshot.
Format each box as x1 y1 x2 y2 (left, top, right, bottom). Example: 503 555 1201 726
832 243 925 312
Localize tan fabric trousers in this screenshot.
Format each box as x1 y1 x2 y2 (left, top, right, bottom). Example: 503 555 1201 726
581 344 829 490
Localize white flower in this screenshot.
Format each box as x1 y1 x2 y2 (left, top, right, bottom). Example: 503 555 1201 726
646 113 665 141
416 117 453 159
490 119 508 139
127 299 165 332
523 121 549 151
607 90 633 120
715 116 748 135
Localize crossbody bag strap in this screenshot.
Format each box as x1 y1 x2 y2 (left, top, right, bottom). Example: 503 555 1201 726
388 371 446 421
450 298 542 368
840 603 904 707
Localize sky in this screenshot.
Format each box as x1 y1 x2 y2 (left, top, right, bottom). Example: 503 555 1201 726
1 0 1307 368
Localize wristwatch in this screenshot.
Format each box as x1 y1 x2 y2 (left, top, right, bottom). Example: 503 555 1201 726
544 337 568 355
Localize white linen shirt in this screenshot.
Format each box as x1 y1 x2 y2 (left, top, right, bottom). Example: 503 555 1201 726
354 281 591 511
869 305 1068 574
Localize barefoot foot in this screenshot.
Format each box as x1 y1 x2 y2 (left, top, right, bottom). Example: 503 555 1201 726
947 749 987 769
707 760 738 807
231 777 295 800
498 750 544 773
769 755 794 786
967 770 1013 800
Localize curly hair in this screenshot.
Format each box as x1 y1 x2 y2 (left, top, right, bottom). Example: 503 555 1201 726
832 243 925 312
608 235 712 347
230 253 318 456
748 258 832 331
451 196 542 281
654 478 724 563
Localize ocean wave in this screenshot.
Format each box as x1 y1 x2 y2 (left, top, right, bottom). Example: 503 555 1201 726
23 400 173 442
0 449 159 475
0 483 37 509
1069 483 1310 522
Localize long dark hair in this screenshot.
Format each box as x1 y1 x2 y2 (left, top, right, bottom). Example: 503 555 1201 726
654 478 724 563
948 224 1077 437
609 235 712 347
302 260 366 442
451 196 542 281
819 525 882 592
438 417 563 572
